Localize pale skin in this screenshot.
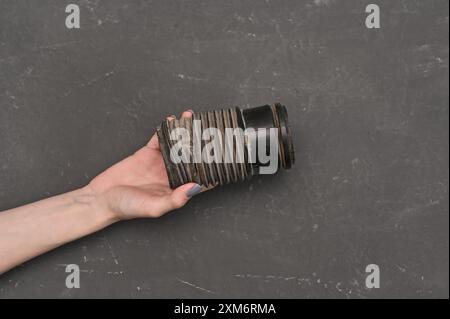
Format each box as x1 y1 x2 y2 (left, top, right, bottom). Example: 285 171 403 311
0 110 206 274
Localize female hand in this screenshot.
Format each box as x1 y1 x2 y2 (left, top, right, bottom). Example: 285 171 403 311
89 110 204 221
0 110 207 273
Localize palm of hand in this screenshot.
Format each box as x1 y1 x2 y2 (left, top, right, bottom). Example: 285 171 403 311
88 112 198 219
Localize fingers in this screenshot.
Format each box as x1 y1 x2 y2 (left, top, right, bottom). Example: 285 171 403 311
181 110 193 118
135 181 212 218
144 183 199 217
170 183 201 209
147 110 193 149
168 183 215 211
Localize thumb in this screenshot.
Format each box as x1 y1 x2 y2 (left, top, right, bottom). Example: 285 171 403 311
169 183 203 209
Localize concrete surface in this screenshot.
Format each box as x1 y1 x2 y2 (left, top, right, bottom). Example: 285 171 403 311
0 0 448 298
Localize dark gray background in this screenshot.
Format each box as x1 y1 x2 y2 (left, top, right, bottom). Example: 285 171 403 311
0 0 448 298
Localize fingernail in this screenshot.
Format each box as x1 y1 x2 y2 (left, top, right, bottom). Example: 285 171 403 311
186 184 202 197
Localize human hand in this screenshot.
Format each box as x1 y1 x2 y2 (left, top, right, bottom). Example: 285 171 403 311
88 110 205 221
0 110 208 273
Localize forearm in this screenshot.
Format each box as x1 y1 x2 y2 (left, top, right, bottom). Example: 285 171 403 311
0 186 117 274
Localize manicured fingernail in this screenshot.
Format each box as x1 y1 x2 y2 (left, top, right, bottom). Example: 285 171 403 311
186 184 202 197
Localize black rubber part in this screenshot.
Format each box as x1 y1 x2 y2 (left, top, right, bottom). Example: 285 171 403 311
158 103 295 189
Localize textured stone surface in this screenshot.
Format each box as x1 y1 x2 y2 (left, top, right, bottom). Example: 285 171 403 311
0 0 448 298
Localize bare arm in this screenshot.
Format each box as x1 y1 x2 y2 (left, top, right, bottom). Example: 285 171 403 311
0 111 203 274
0 187 114 273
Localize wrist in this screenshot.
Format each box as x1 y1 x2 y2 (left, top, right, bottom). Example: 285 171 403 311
78 185 121 225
